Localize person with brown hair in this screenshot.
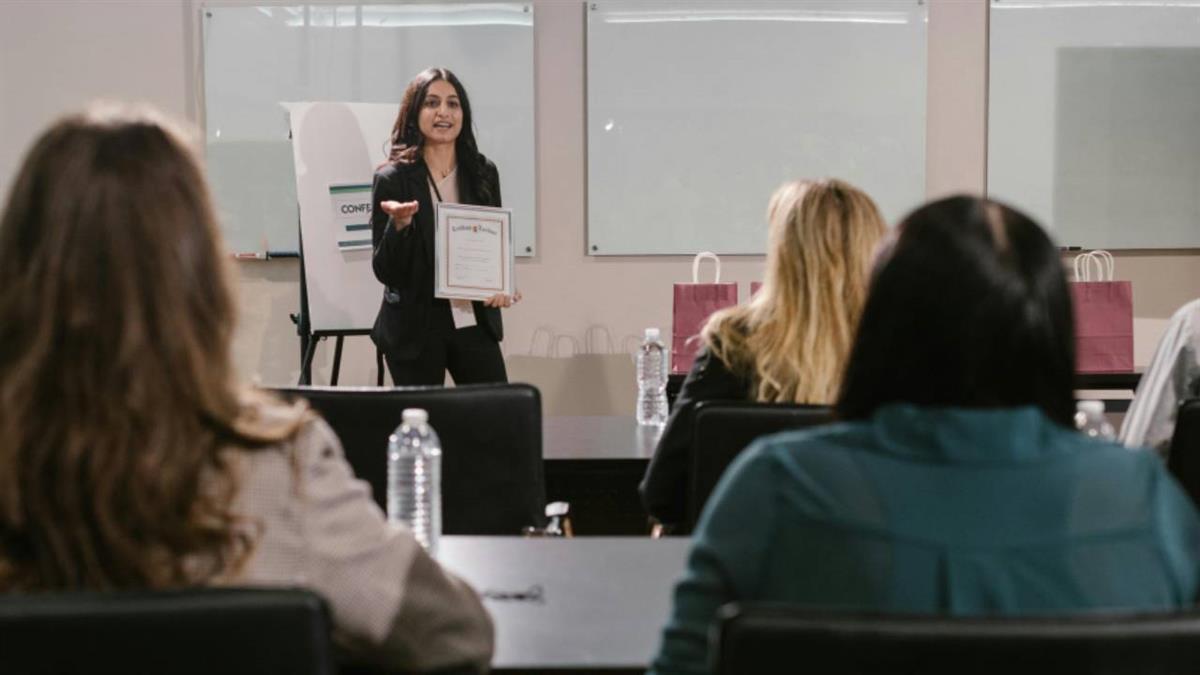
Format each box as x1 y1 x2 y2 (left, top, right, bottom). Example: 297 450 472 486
371 66 520 386
639 178 888 527
0 104 493 672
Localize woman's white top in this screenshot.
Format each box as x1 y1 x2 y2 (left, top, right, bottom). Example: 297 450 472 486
1120 298 1200 454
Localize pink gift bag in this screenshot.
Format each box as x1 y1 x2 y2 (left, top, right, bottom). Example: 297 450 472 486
672 252 738 374
750 281 763 298
1071 251 1133 373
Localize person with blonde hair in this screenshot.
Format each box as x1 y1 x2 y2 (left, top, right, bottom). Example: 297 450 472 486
0 105 492 672
639 178 887 528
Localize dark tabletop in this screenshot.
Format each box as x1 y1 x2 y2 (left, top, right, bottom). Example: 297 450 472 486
544 416 661 461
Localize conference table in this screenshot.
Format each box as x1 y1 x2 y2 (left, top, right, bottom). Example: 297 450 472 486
541 368 1146 534
1075 371 1143 413
543 416 660 535
439 536 690 674
667 372 1144 412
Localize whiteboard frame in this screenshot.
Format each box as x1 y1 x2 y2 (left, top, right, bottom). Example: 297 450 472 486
987 0 1200 250
584 0 928 256
200 2 538 257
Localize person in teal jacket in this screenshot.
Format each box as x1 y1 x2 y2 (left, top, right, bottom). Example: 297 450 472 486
648 196 1200 675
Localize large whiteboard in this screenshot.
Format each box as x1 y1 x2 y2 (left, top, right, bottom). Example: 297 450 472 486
202 3 536 255
585 1 927 255
988 0 1200 249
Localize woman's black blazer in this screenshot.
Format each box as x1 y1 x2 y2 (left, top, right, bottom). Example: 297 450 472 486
369 157 503 360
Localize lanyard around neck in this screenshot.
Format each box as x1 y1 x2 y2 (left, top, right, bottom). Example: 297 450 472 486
425 164 447 203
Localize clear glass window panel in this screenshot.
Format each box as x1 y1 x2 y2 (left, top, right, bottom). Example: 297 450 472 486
988 0 1200 249
586 0 927 256
202 3 535 255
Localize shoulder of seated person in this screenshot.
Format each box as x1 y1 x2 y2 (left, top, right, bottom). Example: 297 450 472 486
286 415 343 466
693 343 746 378
230 412 340 472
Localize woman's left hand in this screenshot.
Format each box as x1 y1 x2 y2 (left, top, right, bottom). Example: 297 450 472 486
483 291 522 308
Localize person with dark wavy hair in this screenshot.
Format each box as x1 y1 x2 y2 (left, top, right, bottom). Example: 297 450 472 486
371 67 519 386
649 196 1200 675
0 104 493 673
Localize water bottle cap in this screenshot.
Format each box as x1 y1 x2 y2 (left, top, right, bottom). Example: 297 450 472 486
402 408 429 425
1076 400 1105 416
645 327 660 340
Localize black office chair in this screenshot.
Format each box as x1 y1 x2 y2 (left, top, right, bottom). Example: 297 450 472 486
713 603 1200 675
0 587 334 675
686 401 833 531
1167 398 1200 507
667 373 686 411
274 383 546 535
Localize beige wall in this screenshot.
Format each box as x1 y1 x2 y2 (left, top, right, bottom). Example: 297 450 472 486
2 0 1197 413
0 1 191 196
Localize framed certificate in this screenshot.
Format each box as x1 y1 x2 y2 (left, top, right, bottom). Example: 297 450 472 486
434 202 515 301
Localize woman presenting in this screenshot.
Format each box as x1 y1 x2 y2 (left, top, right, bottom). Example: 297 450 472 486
371 67 519 386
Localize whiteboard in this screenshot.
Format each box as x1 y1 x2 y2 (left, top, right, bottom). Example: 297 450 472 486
202 3 536 256
988 0 1200 249
585 0 927 256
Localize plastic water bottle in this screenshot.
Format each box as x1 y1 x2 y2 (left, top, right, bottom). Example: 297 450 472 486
1074 400 1116 441
636 328 669 427
387 408 442 557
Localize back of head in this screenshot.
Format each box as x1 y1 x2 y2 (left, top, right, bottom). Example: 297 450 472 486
0 104 292 590
836 195 1076 426
705 178 887 403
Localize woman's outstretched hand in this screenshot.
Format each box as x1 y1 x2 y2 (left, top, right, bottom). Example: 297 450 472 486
484 291 522 308
380 200 419 229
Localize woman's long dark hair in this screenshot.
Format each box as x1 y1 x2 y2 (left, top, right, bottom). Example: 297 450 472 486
835 195 1077 427
387 67 495 205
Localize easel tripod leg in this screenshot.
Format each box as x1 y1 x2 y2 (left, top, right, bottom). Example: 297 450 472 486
331 336 344 386
300 335 320 385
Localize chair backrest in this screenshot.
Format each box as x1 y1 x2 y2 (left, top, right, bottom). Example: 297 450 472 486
667 373 686 411
687 401 833 530
714 604 1200 675
1167 399 1200 507
0 587 334 675
274 383 545 535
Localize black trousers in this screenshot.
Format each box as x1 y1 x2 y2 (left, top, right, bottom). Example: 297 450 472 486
384 324 508 386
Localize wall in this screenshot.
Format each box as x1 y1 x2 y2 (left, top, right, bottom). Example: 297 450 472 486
2 0 1197 415
0 1 190 194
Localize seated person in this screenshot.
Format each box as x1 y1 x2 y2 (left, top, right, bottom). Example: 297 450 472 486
648 196 1200 675
0 105 493 673
640 179 887 527
1120 298 1200 455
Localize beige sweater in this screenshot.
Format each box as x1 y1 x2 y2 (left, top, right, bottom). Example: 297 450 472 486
228 416 493 672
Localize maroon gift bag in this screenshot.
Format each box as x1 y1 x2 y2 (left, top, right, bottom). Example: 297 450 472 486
1071 251 1133 373
672 252 738 374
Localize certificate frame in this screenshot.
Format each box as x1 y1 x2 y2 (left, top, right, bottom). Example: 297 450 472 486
434 202 515 301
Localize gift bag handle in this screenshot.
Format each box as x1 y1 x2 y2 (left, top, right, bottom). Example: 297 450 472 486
622 333 643 356
1094 250 1114 280
551 334 581 359
585 325 615 355
528 326 555 357
1073 250 1114 282
692 251 721 283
